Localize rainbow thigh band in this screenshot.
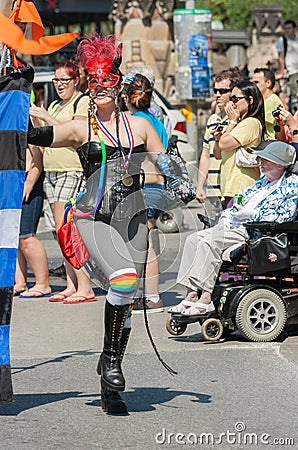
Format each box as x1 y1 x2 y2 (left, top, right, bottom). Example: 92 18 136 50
109 268 138 295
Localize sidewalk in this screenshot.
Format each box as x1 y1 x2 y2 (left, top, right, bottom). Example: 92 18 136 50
1 207 298 450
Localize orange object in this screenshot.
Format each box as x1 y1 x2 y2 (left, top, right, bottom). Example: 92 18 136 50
0 0 78 55
9 0 44 40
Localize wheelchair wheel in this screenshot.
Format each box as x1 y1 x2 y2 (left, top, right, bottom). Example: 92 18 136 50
235 288 287 342
201 318 224 342
166 316 187 336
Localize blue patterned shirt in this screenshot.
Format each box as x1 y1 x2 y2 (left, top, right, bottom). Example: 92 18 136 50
220 173 298 233
240 173 298 223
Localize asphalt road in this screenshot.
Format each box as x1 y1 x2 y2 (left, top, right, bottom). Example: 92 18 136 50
1 203 298 450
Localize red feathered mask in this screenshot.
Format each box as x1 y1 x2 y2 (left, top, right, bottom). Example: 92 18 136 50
78 34 122 89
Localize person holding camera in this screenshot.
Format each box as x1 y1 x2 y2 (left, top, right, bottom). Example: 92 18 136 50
196 67 241 203
252 67 281 140
274 104 298 146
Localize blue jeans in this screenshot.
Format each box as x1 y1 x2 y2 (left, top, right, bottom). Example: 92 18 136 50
19 173 44 238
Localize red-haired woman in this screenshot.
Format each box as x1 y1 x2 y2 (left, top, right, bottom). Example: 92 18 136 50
28 34 181 414
30 61 95 304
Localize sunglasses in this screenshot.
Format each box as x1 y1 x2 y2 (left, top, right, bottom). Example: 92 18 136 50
229 95 246 104
213 88 232 95
52 78 74 85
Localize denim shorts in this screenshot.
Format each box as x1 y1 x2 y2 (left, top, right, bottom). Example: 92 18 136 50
143 183 166 220
19 173 44 238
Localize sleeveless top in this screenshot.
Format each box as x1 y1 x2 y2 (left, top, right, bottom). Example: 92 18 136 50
76 141 147 221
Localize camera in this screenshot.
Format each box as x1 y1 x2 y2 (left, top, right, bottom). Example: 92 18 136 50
272 108 281 118
215 123 224 132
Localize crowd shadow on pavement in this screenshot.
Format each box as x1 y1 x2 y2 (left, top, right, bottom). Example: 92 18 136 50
87 386 212 413
0 391 97 416
0 385 211 416
11 349 98 376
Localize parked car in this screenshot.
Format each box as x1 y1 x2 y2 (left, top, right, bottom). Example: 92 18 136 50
33 69 198 232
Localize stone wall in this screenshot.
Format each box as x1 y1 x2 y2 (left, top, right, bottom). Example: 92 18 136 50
115 17 175 96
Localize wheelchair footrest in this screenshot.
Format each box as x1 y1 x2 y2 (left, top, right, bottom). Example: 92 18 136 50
170 311 217 324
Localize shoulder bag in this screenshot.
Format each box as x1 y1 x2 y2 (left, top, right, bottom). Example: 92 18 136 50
247 232 290 275
165 135 196 207
236 146 258 168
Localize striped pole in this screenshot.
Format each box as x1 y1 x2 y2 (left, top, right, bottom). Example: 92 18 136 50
0 65 31 402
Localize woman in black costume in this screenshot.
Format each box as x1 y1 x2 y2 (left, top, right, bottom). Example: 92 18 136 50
28 34 182 414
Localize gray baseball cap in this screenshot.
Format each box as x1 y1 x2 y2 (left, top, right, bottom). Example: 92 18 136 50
129 65 155 86
255 141 296 167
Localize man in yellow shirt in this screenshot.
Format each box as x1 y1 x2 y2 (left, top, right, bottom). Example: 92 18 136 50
252 67 281 140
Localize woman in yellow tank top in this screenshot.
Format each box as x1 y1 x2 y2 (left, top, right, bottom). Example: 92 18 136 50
30 61 95 304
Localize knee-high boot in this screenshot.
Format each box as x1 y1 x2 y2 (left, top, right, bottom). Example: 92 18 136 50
99 301 130 392
97 309 131 414
97 326 131 375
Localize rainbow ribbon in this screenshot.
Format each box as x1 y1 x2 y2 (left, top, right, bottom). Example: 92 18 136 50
73 132 107 218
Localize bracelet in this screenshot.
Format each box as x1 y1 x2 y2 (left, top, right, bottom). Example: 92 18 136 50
228 120 238 125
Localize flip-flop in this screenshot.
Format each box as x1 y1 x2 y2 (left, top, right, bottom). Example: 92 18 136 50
13 289 26 296
63 295 97 304
19 290 52 299
48 293 68 303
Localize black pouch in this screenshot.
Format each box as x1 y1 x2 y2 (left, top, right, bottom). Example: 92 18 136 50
247 233 290 275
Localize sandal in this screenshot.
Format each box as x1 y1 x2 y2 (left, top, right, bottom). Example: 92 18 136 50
168 300 196 314
181 301 215 317
13 289 26 296
49 293 68 303
63 295 97 304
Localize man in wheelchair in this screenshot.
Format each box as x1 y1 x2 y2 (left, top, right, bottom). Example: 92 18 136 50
170 141 298 318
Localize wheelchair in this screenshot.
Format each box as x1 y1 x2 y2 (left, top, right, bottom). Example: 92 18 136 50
166 219 298 342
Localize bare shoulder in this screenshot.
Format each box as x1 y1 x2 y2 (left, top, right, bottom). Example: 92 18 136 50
126 113 152 136
126 113 146 126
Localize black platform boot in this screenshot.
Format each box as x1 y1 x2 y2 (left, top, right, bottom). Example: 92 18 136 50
99 301 130 392
98 327 131 413
100 379 128 414
99 330 130 413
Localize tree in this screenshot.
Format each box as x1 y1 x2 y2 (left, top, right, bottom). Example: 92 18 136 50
197 0 298 29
